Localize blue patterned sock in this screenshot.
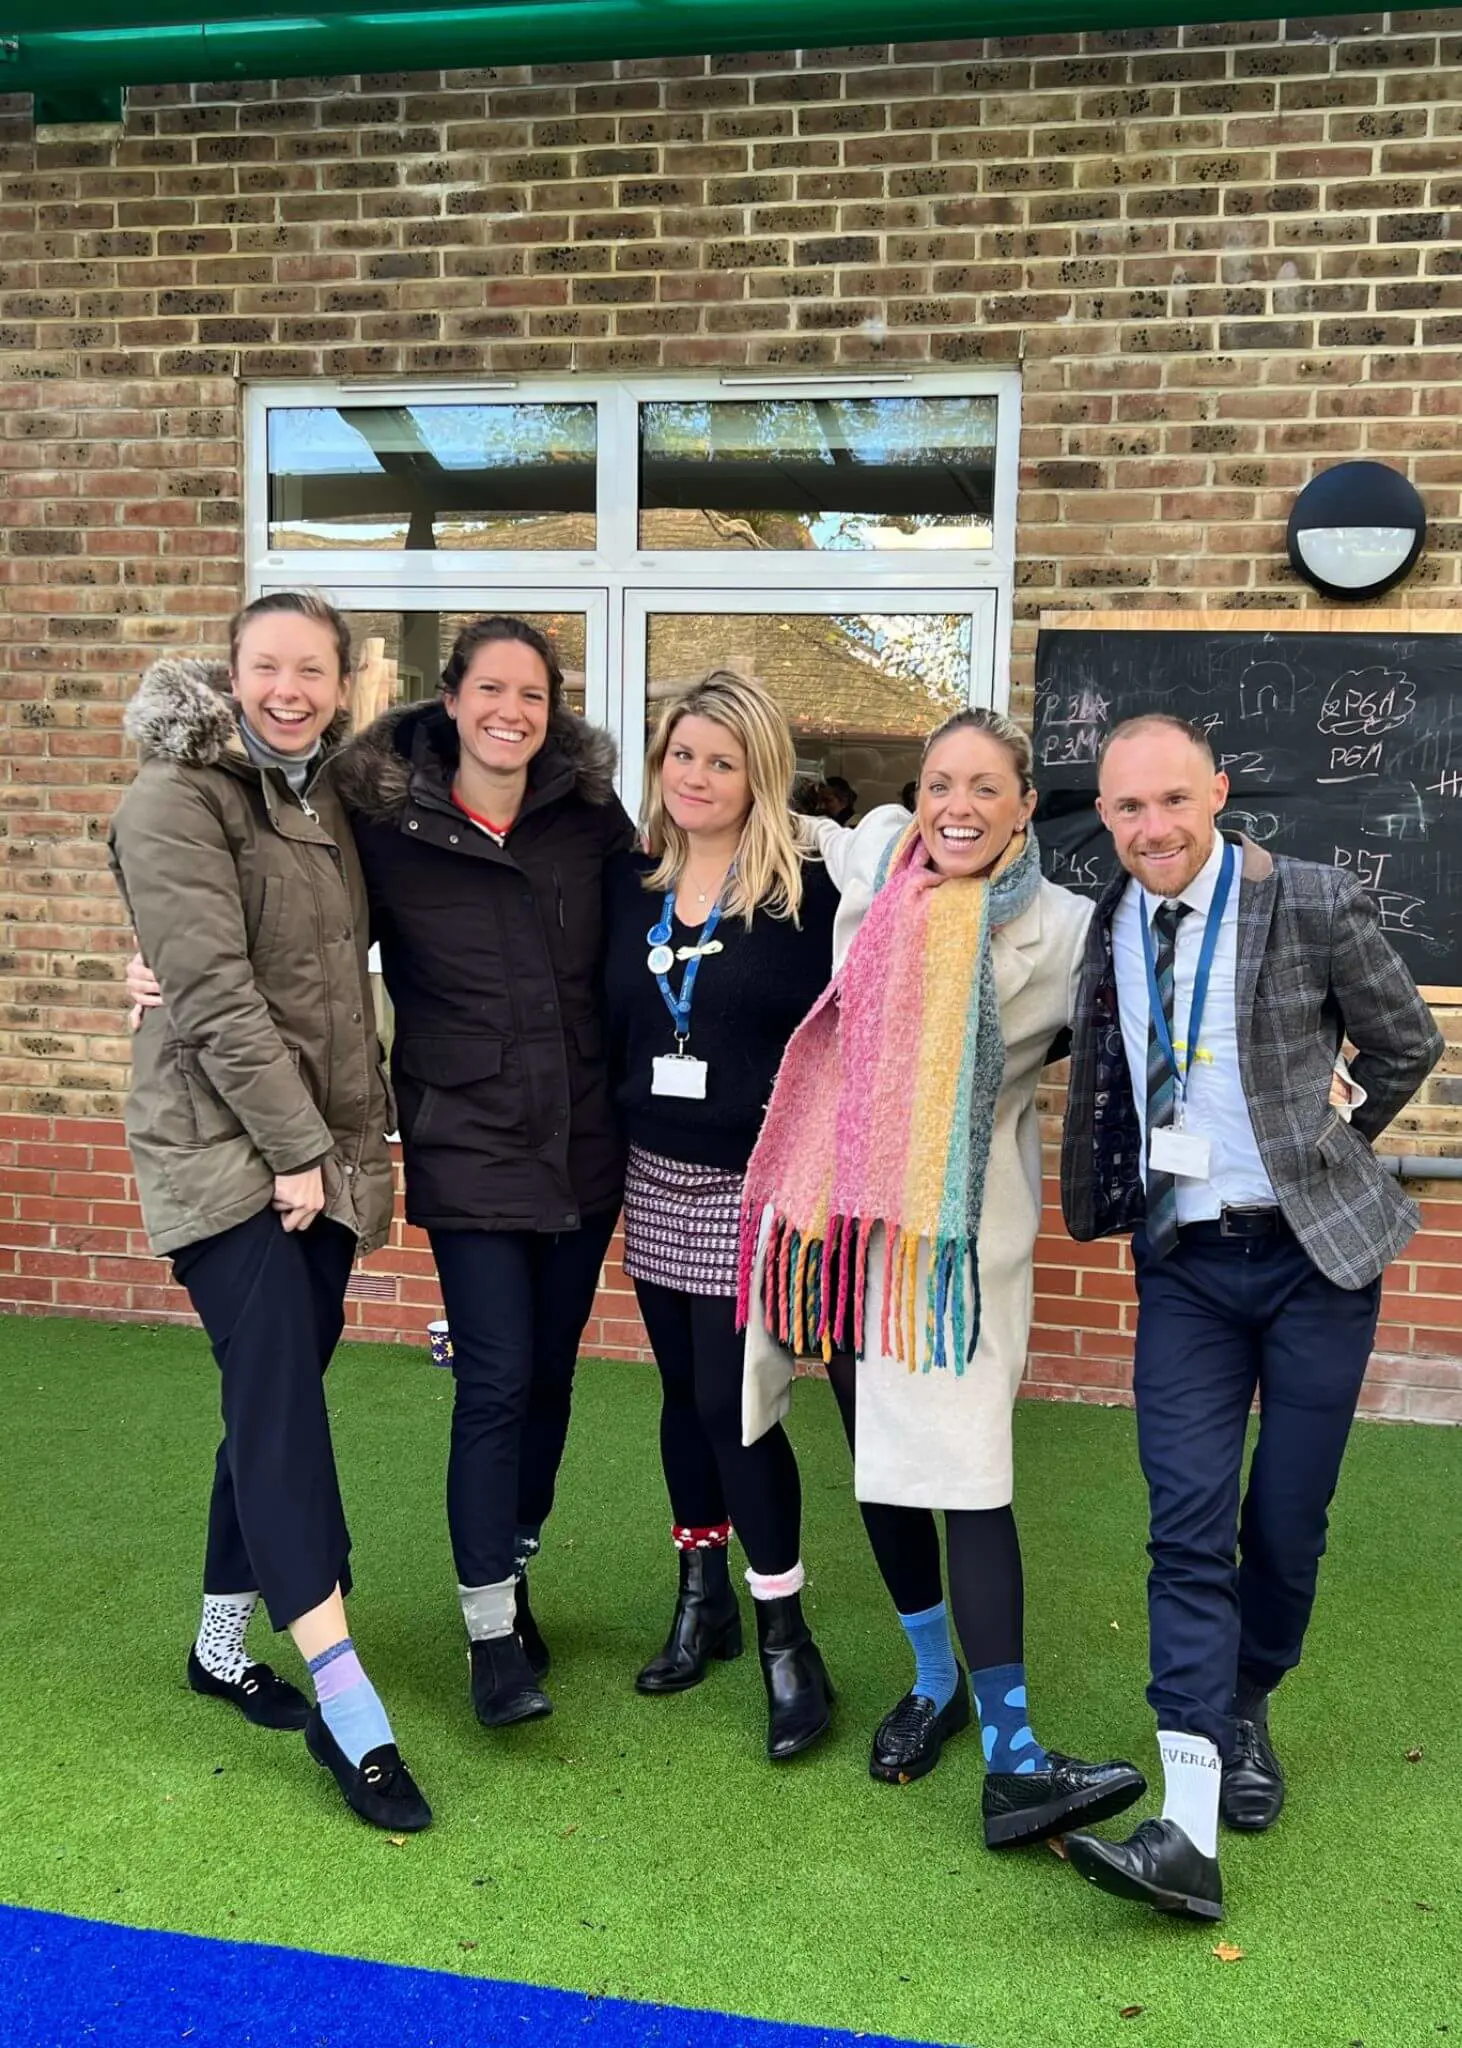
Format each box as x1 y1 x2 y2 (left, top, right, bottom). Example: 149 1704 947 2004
971 1661 1049 1775
897 1601 959 1712
308 1638 394 1767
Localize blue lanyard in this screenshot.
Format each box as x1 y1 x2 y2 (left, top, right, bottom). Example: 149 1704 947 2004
1139 841 1236 1094
648 888 725 1048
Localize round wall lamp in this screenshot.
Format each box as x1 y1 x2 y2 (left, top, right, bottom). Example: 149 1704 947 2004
1287 460 1426 601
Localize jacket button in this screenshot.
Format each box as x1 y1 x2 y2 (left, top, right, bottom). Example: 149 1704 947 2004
563 1212 577 1227
351 1010 362 1023
449 833 460 845
355 1093 366 1105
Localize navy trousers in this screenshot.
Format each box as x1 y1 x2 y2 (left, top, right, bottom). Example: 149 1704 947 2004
172 1206 358 1632
1131 1220 1381 1757
430 1210 617 1588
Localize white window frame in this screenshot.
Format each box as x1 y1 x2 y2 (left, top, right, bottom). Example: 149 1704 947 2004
243 370 1022 773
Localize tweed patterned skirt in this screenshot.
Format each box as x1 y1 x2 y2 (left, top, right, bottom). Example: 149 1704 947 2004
622 1144 744 1299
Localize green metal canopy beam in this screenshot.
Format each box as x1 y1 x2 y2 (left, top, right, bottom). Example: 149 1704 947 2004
0 0 1354 103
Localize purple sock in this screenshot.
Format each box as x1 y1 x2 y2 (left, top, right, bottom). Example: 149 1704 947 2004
306 1637 393 1764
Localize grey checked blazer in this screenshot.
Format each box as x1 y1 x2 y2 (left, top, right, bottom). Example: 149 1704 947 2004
1060 832 1444 1290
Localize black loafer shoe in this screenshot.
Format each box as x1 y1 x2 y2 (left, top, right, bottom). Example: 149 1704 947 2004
515 1578 550 1681
470 1633 553 1728
1222 1712 1285 1832
870 1676 971 1784
187 1647 310 1732
983 1751 1146 1849
304 1708 432 1832
1066 1816 1223 1922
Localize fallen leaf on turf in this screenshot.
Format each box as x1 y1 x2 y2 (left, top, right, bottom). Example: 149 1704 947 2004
1405 1746 1424 1763
1212 1943 1244 1963
386 1835 407 1848
459 1941 478 1952
560 1824 579 1838
1110 1621 1121 1631
1046 1836 1069 1860
1119 2006 1145 2020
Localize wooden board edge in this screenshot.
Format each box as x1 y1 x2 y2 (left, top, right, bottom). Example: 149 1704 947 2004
1419 986 1462 1004
1038 608 1462 634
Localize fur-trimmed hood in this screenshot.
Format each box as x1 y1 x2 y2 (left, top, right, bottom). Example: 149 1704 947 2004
123 656 349 768
331 696 620 825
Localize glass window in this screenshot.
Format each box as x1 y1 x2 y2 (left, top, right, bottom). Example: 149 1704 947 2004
638 396 997 554
643 609 973 818
267 403 596 552
341 607 589 723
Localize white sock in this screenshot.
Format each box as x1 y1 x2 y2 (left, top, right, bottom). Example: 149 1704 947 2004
459 1576 516 1642
1157 1729 1221 1858
195 1590 259 1684
745 1561 805 1601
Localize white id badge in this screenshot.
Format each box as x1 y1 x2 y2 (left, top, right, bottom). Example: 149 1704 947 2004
1149 1126 1211 1179
652 1054 709 1101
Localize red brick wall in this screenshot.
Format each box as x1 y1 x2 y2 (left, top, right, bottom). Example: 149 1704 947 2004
4 1109 1460 1421
3 19 1462 1418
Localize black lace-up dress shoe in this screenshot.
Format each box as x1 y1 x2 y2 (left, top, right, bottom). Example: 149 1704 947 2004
870 1676 971 1784
1222 1708 1285 1832
1066 1816 1223 1920
304 1709 432 1832
982 1751 1146 1849
187 1648 310 1731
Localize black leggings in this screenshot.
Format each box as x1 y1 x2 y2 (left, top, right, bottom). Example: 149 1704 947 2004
634 1279 802 1577
825 1351 1024 1674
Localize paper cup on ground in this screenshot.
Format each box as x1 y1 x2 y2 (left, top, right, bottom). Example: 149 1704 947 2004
427 1319 454 1368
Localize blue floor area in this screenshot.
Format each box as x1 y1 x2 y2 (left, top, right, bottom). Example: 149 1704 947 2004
0 1904 945 2048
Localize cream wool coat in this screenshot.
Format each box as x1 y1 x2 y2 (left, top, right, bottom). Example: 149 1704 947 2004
742 806 1093 1510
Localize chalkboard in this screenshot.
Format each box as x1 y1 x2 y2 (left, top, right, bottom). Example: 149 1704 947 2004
1032 610 1462 993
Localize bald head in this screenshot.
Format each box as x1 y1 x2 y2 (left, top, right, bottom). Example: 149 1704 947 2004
1097 717 1228 898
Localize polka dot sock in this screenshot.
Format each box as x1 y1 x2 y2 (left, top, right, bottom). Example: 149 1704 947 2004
194 1590 259 1686
971 1661 1049 1776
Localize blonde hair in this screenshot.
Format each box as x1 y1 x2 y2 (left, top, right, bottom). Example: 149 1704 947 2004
640 670 806 924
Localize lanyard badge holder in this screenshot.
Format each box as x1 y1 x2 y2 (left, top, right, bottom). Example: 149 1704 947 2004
1141 842 1235 1181
648 884 725 1100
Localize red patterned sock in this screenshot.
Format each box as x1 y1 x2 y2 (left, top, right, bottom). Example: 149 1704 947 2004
672 1520 732 1551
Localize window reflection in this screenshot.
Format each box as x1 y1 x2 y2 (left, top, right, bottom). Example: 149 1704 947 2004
341 609 588 722
639 396 997 554
268 404 596 552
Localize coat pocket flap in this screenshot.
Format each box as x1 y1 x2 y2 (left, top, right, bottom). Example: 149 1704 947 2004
398 1036 503 1087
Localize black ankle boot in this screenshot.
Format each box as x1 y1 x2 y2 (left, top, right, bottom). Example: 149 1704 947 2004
635 1547 742 1695
754 1591 834 1762
515 1576 550 1680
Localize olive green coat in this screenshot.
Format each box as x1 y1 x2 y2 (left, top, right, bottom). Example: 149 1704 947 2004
108 658 394 1258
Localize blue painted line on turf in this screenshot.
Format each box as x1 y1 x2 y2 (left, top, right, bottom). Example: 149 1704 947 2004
0 1903 952 2048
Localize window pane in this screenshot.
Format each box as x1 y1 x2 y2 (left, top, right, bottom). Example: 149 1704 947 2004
341 608 588 722
268 404 596 552
638 396 997 553
644 610 973 818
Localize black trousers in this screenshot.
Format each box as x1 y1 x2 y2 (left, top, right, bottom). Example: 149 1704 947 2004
172 1206 357 1632
633 1279 802 1577
430 1210 617 1587
825 1351 1025 1676
1131 1221 1381 1756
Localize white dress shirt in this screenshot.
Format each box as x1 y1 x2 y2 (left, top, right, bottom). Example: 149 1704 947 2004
1112 831 1276 1223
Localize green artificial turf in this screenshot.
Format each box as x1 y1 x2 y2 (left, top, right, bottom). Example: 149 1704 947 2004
0 1314 1457 2048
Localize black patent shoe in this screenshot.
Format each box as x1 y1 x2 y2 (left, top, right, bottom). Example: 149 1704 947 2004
870 1675 971 1784
1066 1816 1223 1922
470 1633 553 1728
982 1750 1146 1849
754 1592 834 1763
515 1577 550 1681
1221 1708 1285 1833
636 1548 743 1695
304 1708 432 1832
187 1647 310 1732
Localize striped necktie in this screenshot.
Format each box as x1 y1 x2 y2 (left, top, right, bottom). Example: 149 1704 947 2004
1144 899 1191 1261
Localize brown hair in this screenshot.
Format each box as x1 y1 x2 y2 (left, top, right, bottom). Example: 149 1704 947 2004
440 614 565 713
228 589 351 679
920 706 1035 795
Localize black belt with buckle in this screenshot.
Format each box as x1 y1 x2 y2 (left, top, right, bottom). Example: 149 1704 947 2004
1180 1206 1286 1243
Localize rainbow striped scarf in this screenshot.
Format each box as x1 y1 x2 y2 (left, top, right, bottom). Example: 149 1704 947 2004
737 822 1042 1374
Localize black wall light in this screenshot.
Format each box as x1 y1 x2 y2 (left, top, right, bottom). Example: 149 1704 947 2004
1287 460 1426 601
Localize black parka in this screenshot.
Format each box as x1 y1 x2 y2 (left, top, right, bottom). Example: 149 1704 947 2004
333 699 634 1234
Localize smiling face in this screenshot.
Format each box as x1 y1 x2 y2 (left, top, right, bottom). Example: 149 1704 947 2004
917 726 1037 879
230 611 348 756
443 635 552 777
658 713 752 842
1097 725 1229 897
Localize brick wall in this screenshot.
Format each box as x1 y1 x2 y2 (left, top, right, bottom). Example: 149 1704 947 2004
3 14 1462 1419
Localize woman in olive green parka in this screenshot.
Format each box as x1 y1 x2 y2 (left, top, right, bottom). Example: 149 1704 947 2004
108 591 429 1836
